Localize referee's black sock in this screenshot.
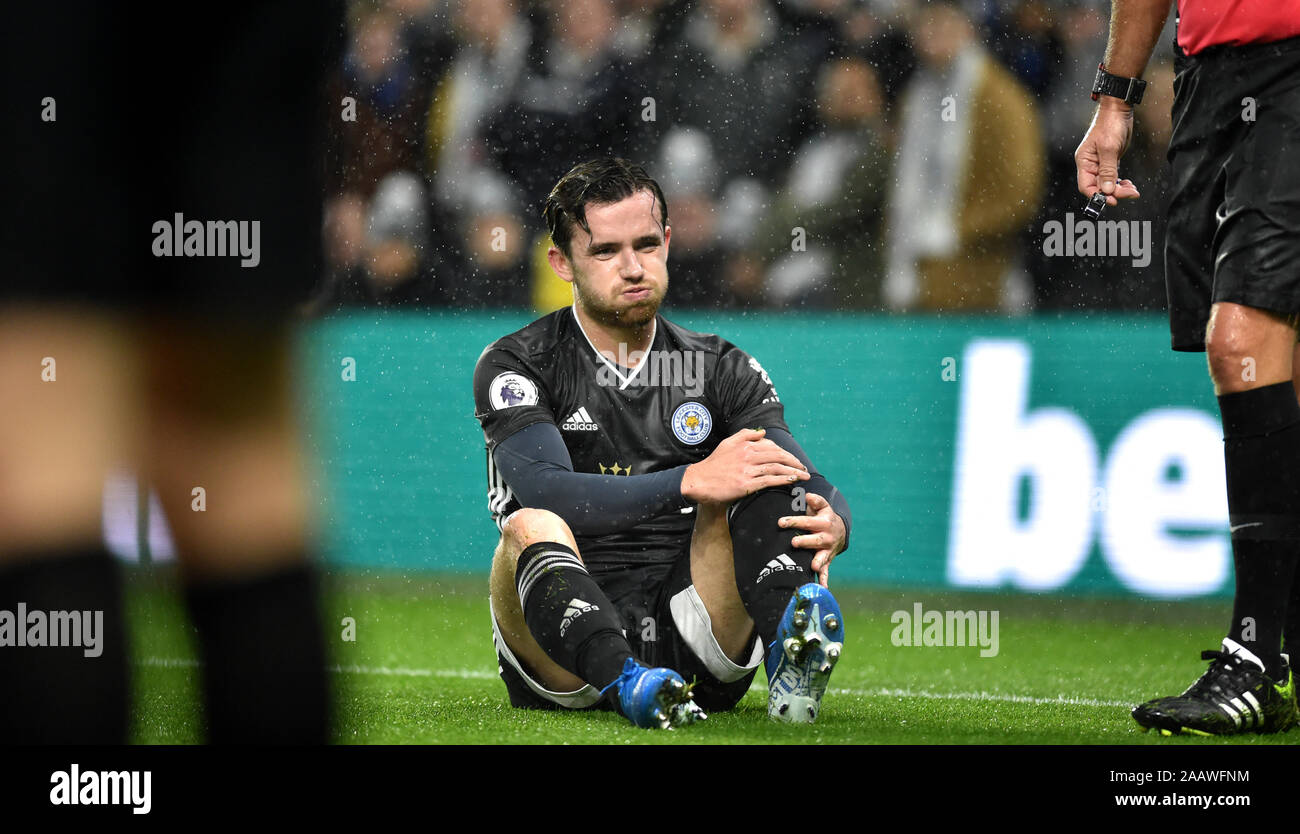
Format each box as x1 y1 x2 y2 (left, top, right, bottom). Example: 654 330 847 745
1285 563 1300 662
0 548 129 744
1219 381 1300 680
728 485 815 647
515 541 632 691
184 561 330 744
1286 382 1300 664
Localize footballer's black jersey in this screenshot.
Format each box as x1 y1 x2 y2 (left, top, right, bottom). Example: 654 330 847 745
473 306 789 568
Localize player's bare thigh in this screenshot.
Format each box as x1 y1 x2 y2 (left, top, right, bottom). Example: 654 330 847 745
137 317 309 579
0 309 315 578
0 308 135 561
1205 302 1299 394
489 508 586 692
688 502 755 664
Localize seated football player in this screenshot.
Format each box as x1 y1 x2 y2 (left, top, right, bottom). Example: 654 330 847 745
472 158 852 728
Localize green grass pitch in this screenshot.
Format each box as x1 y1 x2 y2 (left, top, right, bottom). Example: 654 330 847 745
124 568 1296 745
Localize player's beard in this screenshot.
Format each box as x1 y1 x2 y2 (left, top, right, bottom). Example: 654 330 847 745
572 272 666 329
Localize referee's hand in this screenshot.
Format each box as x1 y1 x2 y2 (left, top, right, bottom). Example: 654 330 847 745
1074 100 1142 207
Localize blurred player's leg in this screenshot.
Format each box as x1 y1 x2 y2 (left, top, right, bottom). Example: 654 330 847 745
139 319 328 744
122 0 343 744
2 0 344 745
489 508 703 727
0 309 133 743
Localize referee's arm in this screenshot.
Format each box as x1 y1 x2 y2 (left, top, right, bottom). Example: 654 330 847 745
1103 0 1172 78
1075 0 1173 204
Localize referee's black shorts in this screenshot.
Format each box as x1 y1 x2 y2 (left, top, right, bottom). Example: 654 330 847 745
1165 34 1300 351
2 2 342 317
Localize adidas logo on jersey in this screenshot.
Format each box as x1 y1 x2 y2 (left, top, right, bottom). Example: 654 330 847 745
559 598 599 637
561 407 600 431
757 554 802 583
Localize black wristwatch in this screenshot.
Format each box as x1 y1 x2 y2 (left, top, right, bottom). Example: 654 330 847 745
1091 63 1147 106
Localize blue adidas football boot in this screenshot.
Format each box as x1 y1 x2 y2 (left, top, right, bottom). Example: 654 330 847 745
606 657 707 729
766 583 845 723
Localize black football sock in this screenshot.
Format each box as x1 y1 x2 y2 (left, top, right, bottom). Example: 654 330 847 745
1284 559 1300 663
515 541 632 691
728 485 815 646
0 548 129 744
184 561 330 744
1230 542 1295 677
1219 382 1300 680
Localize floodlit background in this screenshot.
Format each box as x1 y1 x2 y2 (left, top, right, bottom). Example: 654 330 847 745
311 0 1175 314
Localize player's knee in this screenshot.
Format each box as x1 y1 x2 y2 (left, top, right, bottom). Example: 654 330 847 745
500 508 574 553
729 484 799 522
1206 336 1242 386
1206 323 1262 388
1205 303 1298 389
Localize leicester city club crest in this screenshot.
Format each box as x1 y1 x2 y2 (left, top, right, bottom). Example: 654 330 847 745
671 401 712 445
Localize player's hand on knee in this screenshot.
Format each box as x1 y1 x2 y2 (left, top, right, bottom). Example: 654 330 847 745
1074 102 1141 206
779 492 846 588
680 427 808 503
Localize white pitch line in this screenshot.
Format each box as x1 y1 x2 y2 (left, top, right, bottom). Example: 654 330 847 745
140 657 1127 707
329 664 496 680
139 656 495 680
839 687 1131 709
139 657 199 668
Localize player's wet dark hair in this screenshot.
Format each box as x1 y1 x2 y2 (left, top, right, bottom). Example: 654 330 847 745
543 157 669 258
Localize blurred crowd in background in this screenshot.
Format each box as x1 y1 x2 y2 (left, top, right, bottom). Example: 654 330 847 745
310 0 1178 316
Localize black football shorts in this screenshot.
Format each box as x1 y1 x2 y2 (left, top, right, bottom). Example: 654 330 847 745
1165 34 1300 351
491 550 765 715
3 2 342 317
